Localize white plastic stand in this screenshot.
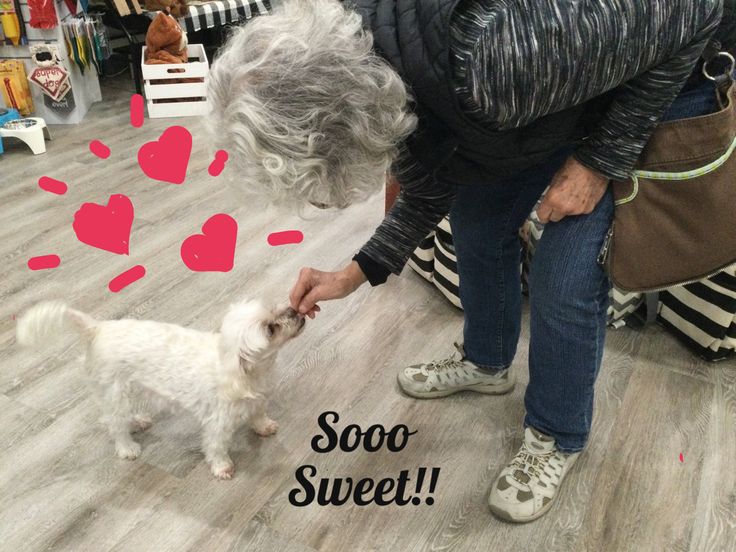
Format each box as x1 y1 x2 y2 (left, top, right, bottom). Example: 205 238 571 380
0 117 51 154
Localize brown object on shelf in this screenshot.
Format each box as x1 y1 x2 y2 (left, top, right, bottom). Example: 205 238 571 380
144 0 189 18
144 12 188 65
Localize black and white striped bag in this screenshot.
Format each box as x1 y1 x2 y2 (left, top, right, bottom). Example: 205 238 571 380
658 269 736 361
408 217 461 308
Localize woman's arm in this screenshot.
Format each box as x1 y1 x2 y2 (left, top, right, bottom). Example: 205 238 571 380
574 11 721 180
290 145 456 314
356 147 457 283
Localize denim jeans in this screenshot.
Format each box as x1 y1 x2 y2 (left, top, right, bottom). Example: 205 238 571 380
449 79 718 453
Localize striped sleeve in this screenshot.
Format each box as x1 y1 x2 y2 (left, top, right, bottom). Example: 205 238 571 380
574 10 722 179
452 0 723 179
357 143 456 277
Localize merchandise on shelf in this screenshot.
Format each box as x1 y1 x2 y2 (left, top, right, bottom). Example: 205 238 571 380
27 0 58 29
0 59 34 115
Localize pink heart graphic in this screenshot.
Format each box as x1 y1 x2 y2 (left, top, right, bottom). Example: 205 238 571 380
137 126 192 184
181 214 237 272
72 194 134 255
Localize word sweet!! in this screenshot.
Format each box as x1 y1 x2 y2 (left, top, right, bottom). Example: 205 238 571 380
289 411 441 507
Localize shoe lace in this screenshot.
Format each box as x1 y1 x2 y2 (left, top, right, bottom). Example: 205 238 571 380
430 356 460 370
510 444 555 480
425 344 469 383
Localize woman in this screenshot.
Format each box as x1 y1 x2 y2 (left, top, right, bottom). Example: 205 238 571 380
207 0 723 522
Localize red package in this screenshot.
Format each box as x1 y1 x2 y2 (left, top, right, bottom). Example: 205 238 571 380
28 0 58 29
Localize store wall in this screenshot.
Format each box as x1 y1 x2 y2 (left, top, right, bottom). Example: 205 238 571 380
0 0 101 124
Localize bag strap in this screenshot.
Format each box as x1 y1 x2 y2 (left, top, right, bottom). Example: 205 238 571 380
616 134 736 205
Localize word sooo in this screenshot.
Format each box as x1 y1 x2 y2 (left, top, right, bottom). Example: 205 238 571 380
311 411 417 453
289 411 441 507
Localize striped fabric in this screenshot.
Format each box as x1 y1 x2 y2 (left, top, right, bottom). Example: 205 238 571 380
408 217 461 308
450 0 721 180
179 0 270 33
610 289 646 324
659 269 736 361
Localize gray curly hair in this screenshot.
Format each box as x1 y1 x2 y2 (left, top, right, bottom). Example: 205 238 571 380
206 0 417 210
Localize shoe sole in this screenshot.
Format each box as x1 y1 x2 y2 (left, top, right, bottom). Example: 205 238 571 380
397 376 516 399
488 493 557 523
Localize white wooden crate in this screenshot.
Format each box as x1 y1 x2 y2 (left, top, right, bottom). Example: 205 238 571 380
141 44 210 118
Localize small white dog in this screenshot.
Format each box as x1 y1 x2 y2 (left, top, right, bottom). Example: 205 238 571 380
16 300 305 479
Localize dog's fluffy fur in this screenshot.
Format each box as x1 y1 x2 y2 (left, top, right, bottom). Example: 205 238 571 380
16 300 305 479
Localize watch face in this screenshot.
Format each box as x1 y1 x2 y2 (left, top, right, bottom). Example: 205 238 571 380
3 118 38 130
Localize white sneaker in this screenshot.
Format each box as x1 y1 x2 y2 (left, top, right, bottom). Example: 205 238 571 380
397 343 515 399
488 427 580 523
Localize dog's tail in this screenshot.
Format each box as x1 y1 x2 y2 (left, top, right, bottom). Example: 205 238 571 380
16 301 98 348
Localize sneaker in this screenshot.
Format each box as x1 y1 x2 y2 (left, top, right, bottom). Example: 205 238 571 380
397 343 515 399
488 427 580 523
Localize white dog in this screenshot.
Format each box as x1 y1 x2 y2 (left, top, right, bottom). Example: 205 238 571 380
16 300 305 479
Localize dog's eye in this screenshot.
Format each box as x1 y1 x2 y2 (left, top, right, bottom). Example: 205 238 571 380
266 322 281 337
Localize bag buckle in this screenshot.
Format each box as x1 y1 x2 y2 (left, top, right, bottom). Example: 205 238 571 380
702 52 735 82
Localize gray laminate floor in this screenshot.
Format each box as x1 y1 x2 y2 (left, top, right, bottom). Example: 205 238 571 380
1 77 735 552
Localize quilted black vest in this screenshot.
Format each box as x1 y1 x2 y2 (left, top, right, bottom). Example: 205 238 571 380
351 0 601 186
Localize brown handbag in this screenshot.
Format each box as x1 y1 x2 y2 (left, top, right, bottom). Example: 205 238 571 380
603 62 736 292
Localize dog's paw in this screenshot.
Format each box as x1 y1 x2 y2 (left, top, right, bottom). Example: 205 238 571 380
116 441 142 460
131 415 153 433
211 460 235 480
253 418 279 437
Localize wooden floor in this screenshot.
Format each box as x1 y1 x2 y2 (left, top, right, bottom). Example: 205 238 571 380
2 78 735 552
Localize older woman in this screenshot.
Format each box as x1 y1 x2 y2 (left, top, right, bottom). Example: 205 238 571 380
208 0 723 522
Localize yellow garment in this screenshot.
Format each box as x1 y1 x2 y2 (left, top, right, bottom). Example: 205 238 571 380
0 60 34 115
0 13 21 46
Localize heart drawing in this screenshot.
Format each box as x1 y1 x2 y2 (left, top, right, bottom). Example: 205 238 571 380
72 194 134 255
180 214 237 272
137 126 193 185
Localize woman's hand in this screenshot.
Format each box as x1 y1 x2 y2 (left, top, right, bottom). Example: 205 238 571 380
289 261 367 318
536 157 609 224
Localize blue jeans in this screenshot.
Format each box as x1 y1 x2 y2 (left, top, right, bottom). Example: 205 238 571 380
449 80 718 453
